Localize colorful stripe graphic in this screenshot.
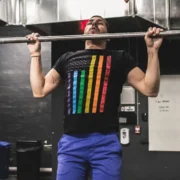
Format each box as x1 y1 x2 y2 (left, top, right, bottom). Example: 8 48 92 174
92 55 104 113
67 72 71 115
67 55 112 115
77 70 86 114
85 55 96 113
100 56 111 112
72 71 78 114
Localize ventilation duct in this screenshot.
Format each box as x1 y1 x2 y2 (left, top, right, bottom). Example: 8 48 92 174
0 0 8 26
0 0 180 33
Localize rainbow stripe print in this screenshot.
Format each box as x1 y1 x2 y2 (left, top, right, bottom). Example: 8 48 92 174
67 55 112 115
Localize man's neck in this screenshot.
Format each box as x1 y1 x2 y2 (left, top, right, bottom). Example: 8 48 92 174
85 40 106 50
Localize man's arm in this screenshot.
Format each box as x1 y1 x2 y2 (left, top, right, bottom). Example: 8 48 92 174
127 27 163 97
30 56 61 98
27 33 61 98
127 53 160 97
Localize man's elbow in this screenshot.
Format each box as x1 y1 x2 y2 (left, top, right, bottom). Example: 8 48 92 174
32 92 46 99
145 89 159 97
142 82 159 97
147 92 158 97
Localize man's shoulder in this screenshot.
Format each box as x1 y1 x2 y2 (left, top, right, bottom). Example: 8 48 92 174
108 49 129 58
60 51 75 58
107 49 125 54
113 50 132 58
60 50 86 58
59 49 130 58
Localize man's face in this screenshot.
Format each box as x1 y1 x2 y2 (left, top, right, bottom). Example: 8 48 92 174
84 16 108 35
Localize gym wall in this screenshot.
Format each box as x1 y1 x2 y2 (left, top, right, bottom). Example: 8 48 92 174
51 37 180 180
0 26 52 168
0 26 180 180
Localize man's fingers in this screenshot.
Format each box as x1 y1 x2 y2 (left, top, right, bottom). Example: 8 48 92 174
160 28 164 32
148 27 153 31
153 28 164 37
146 27 153 36
34 33 40 40
26 33 40 42
156 28 164 37
148 27 153 33
153 27 157 32
34 33 40 37
146 27 164 37
26 35 33 41
155 28 160 35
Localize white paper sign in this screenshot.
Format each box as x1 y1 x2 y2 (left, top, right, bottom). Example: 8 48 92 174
121 106 135 112
148 75 180 151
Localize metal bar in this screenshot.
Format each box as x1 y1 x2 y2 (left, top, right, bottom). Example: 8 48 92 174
57 0 60 22
131 0 136 17
9 167 52 173
165 0 170 30
0 30 180 44
153 0 156 23
22 0 27 25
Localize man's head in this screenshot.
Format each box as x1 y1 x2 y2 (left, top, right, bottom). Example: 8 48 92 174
84 15 109 35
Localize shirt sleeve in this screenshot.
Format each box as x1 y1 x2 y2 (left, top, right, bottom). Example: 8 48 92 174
53 52 72 80
123 51 137 77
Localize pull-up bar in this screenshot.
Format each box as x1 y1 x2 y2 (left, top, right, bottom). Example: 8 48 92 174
0 30 179 44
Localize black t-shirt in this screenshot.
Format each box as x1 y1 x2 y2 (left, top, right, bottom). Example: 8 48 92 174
53 49 137 134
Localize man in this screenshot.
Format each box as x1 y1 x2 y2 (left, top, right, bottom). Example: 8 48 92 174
26 15 163 180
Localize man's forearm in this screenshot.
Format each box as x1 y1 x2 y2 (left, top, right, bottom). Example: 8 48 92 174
144 49 160 94
30 55 45 97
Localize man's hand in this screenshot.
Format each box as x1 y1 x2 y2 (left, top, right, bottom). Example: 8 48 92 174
26 33 41 56
145 27 164 51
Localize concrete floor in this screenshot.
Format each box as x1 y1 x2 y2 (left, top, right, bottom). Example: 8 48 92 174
2 175 51 180
2 176 92 180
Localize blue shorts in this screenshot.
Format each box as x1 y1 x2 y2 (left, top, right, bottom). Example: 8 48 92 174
56 132 122 180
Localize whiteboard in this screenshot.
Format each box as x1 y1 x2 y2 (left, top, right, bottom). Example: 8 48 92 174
148 75 180 151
